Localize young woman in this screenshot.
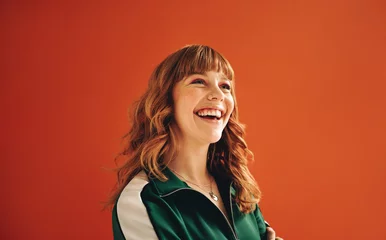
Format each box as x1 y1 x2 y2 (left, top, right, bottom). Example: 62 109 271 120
108 45 281 240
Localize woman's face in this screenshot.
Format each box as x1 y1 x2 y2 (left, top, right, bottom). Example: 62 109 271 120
172 70 235 145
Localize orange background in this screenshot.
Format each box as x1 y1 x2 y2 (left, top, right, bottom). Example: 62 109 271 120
1 1 385 239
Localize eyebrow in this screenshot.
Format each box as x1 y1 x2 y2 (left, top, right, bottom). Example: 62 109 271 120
186 72 232 81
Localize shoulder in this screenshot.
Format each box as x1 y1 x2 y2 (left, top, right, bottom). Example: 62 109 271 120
120 170 150 196
114 171 158 240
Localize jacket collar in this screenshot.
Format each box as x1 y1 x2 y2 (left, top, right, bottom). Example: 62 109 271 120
148 167 190 196
147 167 234 197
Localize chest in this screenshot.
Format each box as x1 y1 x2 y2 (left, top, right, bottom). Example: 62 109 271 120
145 189 263 240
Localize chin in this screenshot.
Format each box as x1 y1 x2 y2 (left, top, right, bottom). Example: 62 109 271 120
207 134 223 144
194 130 223 144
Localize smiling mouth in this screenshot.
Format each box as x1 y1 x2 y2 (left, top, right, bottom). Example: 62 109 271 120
194 108 224 121
195 113 221 121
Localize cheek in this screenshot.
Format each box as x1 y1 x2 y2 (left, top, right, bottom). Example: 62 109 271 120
223 97 234 126
179 91 200 107
227 96 235 113
174 92 197 118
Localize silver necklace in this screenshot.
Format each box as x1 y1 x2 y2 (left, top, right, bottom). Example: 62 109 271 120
170 169 219 201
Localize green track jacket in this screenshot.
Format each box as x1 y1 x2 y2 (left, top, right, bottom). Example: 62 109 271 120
113 168 268 239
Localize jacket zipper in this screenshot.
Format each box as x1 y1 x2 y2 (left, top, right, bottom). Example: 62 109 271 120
228 183 238 240
161 188 239 240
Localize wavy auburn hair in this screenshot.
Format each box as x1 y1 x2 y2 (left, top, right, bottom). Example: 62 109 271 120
107 45 261 213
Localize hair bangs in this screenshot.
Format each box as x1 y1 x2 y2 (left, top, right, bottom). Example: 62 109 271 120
174 45 234 82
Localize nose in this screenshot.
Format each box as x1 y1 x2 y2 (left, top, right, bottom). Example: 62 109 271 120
207 86 224 101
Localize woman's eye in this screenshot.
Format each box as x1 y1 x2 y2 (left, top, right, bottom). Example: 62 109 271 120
191 79 205 84
221 84 231 91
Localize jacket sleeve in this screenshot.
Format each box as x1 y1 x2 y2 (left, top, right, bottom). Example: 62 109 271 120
113 171 158 240
254 205 268 240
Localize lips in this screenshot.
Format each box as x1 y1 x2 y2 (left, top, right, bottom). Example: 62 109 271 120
194 107 225 118
195 113 221 121
195 114 222 123
194 108 224 122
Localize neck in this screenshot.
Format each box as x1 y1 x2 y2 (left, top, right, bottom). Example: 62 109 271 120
166 137 211 185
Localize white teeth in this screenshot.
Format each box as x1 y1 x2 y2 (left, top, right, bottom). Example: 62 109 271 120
196 109 222 118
